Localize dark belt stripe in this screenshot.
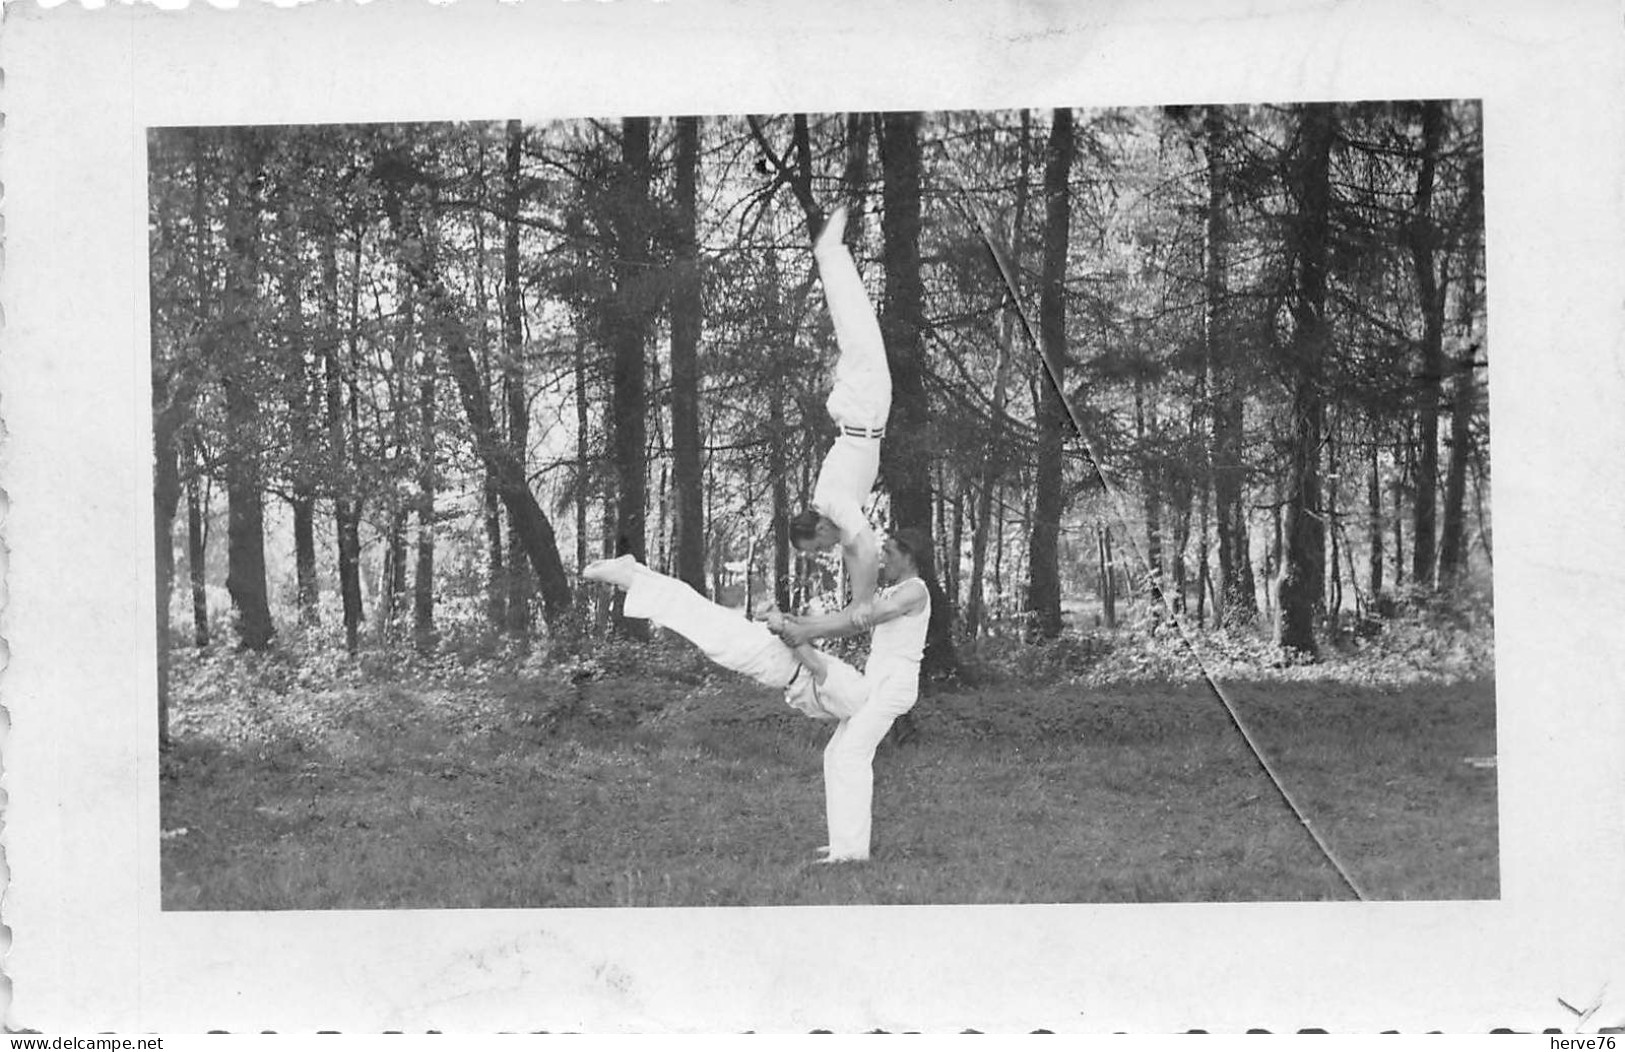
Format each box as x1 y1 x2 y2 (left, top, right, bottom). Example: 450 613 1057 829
840 425 885 439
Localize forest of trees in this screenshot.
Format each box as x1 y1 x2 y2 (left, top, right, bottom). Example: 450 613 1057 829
148 104 1488 729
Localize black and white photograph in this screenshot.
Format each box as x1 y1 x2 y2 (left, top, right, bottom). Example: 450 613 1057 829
3 0 1622 1035
150 105 1495 911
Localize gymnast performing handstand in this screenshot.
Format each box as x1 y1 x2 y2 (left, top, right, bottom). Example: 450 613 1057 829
788 204 892 625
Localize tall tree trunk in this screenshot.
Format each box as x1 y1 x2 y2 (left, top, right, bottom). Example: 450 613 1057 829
186 460 210 646
447 317 575 627
1391 473 1406 592
934 465 959 614
1196 475 1212 628
601 381 618 565
1437 350 1476 585
1409 100 1447 589
1274 103 1335 657
1367 430 1385 602
153 341 183 745
413 354 437 654
1169 402 1198 616
768 124 828 613
966 110 1031 642
769 382 791 611
1169 481 1191 616
472 136 508 632
1471 441 1492 566
380 253 417 642
221 131 275 652
153 130 216 739
381 510 409 638
607 116 654 637
287 497 316 626
1326 421 1342 622
320 226 365 654
483 477 506 628
992 487 1005 619
671 114 708 595
1099 523 1117 629
288 479 319 631
1027 106 1074 642
277 196 321 630
503 119 535 635
223 431 274 650
950 484 966 616
597 434 616 630
965 448 999 640
381 149 575 629
654 456 669 573
182 136 212 653
879 111 958 677
843 113 872 212
1438 126 1482 587
1205 107 1257 626
1266 499 1282 623
574 335 591 576
794 458 815 609
879 111 931 531
706 466 725 604
1135 377 1164 620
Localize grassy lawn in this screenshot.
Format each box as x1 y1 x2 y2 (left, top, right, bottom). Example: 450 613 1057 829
159 637 1498 909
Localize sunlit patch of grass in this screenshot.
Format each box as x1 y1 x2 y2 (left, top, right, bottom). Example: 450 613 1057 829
161 653 1497 909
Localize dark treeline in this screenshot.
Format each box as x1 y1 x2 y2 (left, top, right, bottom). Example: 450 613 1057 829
148 104 1488 728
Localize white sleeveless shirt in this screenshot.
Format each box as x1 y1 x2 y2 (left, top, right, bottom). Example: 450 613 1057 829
865 577 930 697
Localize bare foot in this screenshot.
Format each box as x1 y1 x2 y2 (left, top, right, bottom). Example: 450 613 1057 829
815 204 848 255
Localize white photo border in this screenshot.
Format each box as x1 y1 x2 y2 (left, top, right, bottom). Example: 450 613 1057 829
2 0 1622 1033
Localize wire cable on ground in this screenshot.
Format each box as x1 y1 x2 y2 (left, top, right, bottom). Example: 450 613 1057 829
950 188 1369 902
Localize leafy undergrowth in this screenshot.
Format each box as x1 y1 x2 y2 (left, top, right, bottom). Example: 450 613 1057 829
968 589 1495 689
161 620 1498 909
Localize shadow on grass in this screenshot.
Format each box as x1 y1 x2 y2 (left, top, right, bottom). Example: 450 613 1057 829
160 663 1497 910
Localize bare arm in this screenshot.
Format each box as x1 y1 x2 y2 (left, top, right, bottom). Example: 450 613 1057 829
843 528 880 607
789 642 830 682
762 610 834 682
778 578 927 646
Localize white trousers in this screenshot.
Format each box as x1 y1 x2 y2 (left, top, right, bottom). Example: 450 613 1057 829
620 565 912 857
812 233 890 536
822 663 920 860
622 570 864 719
